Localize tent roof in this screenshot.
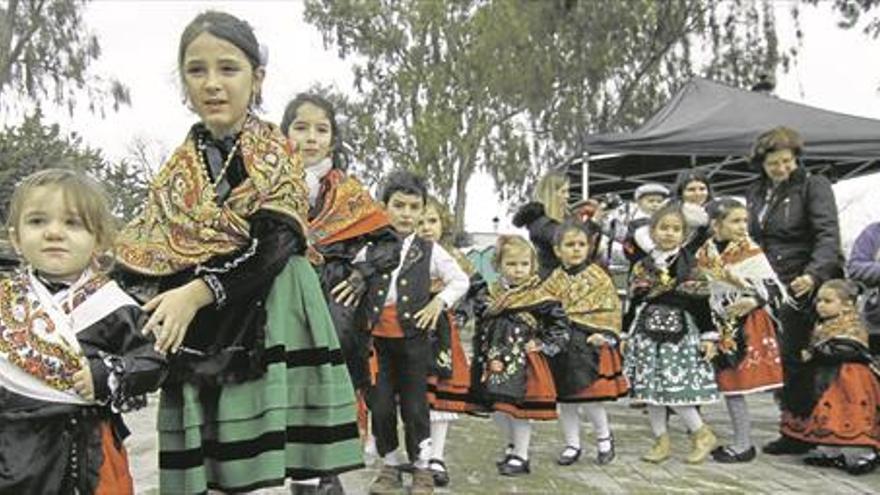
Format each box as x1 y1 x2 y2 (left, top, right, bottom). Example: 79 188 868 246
568 78 880 199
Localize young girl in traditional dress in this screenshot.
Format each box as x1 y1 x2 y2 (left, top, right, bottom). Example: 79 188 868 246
623 205 719 464
543 222 628 466
695 198 785 463
115 12 361 493
417 197 477 487
782 279 880 475
0 169 166 494
471 235 569 476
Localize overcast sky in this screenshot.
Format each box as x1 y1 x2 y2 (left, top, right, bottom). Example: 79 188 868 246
7 0 880 241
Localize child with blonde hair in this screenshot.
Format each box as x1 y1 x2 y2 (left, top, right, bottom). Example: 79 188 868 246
0 168 165 494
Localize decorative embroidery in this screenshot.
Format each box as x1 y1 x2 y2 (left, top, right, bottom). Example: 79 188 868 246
101 352 148 413
0 272 85 391
309 171 390 247
485 276 555 316
194 238 259 276
543 265 621 333
116 116 308 276
812 310 869 347
201 273 227 308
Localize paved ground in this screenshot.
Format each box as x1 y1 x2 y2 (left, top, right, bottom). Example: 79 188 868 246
126 392 879 494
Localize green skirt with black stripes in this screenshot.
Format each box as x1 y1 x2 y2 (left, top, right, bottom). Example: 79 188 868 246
157 256 363 494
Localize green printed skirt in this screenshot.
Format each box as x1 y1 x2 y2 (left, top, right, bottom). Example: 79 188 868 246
157 257 363 494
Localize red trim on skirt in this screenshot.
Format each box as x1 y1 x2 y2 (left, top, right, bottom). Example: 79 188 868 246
427 313 472 412
95 421 133 495
493 352 558 420
781 363 880 449
717 309 783 395
558 343 629 402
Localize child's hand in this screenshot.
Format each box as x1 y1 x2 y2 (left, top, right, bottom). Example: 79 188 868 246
801 349 813 362
72 359 94 401
330 269 366 307
726 297 759 319
143 279 214 354
525 339 542 353
701 341 718 362
586 334 606 346
414 296 445 331
619 340 627 355
489 359 504 373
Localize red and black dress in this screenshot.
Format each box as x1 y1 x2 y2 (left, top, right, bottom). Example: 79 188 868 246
470 277 570 420
0 269 166 494
781 312 880 449
543 262 629 402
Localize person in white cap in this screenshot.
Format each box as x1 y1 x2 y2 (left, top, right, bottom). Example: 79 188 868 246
623 183 671 263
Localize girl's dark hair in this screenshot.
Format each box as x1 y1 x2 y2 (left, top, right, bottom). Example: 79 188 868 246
674 169 713 203
820 279 860 304
749 126 803 170
379 170 427 204
552 220 594 247
705 197 747 222
280 93 346 170
649 204 689 235
178 11 263 105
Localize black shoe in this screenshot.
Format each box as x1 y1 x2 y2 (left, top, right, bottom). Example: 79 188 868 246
596 435 615 465
803 453 845 468
711 445 756 463
556 445 582 466
429 458 450 487
498 455 530 476
290 477 345 495
845 455 878 476
762 435 812 455
496 443 514 467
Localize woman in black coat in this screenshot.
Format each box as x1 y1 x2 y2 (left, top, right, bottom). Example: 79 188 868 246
744 126 845 455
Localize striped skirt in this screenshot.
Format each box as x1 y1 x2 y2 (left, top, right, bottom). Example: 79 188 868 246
157 257 364 494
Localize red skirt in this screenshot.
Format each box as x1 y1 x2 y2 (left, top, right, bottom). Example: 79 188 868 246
427 315 472 413
559 343 629 402
95 421 134 495
716 309 783 395
493 352 558 420
781 363 880 449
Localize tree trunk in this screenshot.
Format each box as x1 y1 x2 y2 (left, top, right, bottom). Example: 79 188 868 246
452 157 472 240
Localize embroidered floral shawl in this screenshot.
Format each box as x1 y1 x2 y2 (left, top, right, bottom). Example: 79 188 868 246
0 269 135 404
811 311 869 347
308 169 389 248
486 276 556 318
543 264 621 334
116 117 309 275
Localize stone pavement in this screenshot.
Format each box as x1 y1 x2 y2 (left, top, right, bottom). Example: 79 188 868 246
126 393 879 494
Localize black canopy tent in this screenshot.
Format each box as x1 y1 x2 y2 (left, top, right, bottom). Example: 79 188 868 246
567 77 880 201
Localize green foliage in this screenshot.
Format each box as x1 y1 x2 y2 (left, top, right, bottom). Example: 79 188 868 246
0 110 148 226
304 0 790 233
0 0 130 115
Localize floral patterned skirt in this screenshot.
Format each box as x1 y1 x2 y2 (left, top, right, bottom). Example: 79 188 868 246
716 309 783 395
625 309 719 406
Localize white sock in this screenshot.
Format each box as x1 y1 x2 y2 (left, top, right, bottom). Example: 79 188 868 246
383 448 405 467
430 419 450 461
493 411 513 445
511 417 531 461
558 403 582 449
582 403 612 452
414 438 432 470
672 405 704 433
648 405 668 437
291 478 320 486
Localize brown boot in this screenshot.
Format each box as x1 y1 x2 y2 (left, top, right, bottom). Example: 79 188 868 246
410 468 435 494
641 433 670 463
686 425 717 464
368 465 403 495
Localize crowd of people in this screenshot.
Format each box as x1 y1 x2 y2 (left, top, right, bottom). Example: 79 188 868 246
0 9 878 495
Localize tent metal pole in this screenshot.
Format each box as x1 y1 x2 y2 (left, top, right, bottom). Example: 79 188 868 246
581 151 590 200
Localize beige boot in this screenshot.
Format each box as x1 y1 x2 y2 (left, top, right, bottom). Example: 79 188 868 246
368 465 403 495
641 433 670 463
686 425 717 464
410 468 435 495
